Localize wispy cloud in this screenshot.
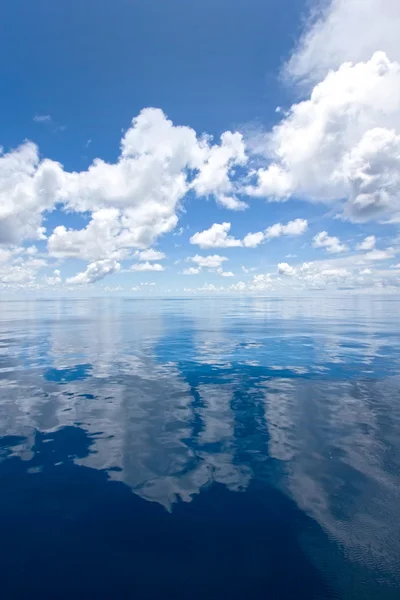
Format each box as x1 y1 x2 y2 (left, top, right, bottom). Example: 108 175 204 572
33 114 52 123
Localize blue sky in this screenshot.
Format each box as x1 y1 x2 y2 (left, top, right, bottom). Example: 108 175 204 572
1 0 400 295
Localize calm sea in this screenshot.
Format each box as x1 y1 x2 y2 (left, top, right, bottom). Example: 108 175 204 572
0 297 399 599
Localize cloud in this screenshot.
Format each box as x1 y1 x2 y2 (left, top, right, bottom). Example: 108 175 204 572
229 281 246 291
0 246 48 288
192 131 248 210
0 142 63 244
191 219 308 249
249 273 273 291
264 218 308 239
363 248 397 261
216 268 234 277
189 254 228 269
285 0 400 84
190 223 242 249
277 261 352 289
1 108 246 250
48 209 124 260
241 265 257 273
67 259 120 285
135 248 166 261
356 235 376 251
278 262 296 276
130 261 164 271
43 269 62 286
313 231 348 254
242 232 265 248
247 52 400 222
33 114 52 123
182 267 201 275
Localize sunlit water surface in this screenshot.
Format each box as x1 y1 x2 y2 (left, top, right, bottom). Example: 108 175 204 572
1 297 400 599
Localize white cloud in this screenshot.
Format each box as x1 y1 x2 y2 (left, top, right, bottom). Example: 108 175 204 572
187 283 224 293
0 142 63 244
241 265 257 273
216 268 234 277
229 281 246 291
182 267 201 275
48 209 124 260
135 248 166 261
277 261 352 289
363 248 397 261
67 259 120 285
242 232 265 248
2 108 247 252
249 273 273 291
34 114 52 123
265 218 308 239
285 0 400 84
313 231 348 254
191 218 308 249
216 196 248 211
278 262 296 276
43 269 62 286
247 52 400 222
0 247 48 288
190 222 242 249
130 261 164 272
356 235 376 251
192 131 248 210
189 254 228 269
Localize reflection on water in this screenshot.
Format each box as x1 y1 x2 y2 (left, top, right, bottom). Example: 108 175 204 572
0 297 400 599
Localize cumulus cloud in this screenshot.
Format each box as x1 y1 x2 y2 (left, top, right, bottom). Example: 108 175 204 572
247 52 400 222
229 281 246 291
356 235 376 251
1 108 247 253
191 219 308 249
313 231 348 254
181 267 201 275
43 269 62 286
278 262 296 276
67 259 120 285
277 261 352 289
285 0 400 83
242 232 265 248
0 247 48 288
190 222 242 249
0 142 63 244
192 131 248 210
189 254 228 269
48 209 124 260
249 273 273 291
135 248 166 261
265 218 308 239
216 268 234 277
130 261 164 272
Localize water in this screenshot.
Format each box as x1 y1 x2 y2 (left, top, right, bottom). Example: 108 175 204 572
0 297 400 599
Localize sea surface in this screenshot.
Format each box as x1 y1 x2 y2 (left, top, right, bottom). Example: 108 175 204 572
0 297 400 599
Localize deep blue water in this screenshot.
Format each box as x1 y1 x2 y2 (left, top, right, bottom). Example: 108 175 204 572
1 297 400 599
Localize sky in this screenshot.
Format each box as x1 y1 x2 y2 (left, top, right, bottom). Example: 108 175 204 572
1 0 400 296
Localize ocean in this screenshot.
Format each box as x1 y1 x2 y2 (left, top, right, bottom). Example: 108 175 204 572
0 296 399 599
